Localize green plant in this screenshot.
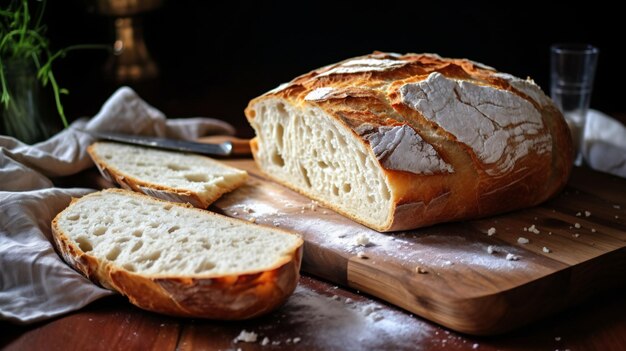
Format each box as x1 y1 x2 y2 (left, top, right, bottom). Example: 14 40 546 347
0 0 108 132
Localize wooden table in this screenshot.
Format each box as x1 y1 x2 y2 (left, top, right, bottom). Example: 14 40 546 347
2 167 626 351
1 274 625 351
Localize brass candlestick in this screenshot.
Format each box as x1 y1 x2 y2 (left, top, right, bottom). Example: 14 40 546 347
93 0 163 82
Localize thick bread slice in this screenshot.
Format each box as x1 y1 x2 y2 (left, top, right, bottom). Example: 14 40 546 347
245 52 573 232
87 141 248 208
51 189 303 319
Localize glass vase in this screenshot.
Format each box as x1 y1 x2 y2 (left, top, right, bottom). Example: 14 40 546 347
1 59 53 144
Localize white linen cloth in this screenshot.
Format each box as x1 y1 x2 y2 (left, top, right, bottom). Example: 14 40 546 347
584 109 626 178
0 87 234 324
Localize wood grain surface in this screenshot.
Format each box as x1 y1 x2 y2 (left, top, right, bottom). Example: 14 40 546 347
213 160 626 335
3 275 625 351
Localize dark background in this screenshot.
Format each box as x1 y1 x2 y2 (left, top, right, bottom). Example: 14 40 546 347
43 0 623 137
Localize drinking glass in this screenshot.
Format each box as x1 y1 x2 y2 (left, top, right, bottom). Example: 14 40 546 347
550 43 599 166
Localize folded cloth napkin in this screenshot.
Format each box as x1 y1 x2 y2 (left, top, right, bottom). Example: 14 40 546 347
0 87 235 324
584 109 626 178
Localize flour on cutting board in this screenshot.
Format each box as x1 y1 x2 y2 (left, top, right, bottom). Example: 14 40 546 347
216 180 532 281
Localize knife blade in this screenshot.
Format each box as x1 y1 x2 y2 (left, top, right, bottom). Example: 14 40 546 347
79 129 241 157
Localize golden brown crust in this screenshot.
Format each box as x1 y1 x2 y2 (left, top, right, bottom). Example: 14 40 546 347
245 52 573 231
51 189 303 319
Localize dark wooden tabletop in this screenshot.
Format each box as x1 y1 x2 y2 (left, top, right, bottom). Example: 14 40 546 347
2 273 625 351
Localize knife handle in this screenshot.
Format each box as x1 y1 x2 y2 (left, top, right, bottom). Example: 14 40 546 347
197 136 252 156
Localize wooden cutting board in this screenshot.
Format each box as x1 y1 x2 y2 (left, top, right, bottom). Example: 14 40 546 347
212 160 626 335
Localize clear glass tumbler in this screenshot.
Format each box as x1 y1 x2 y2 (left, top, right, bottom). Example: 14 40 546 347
550 43 599 166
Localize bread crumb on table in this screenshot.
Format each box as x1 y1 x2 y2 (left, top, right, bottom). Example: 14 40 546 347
585 210 591 217
528 224 540 234
234 330 258 343
574 222 581 229
357 251 368 259
576 211 581 217
542 247 551 253
487 227 496 236
415 266 428 274
487 245 497 254
506 253 520 261
517 237 529 244
573 233 580 238
261 337 270 346
355 233 370 246
293 337 302 344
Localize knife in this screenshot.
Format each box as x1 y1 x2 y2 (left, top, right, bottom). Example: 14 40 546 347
78 129 251 157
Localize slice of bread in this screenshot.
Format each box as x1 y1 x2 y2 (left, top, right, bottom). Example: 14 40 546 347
51 188 303 319
87 141 248 208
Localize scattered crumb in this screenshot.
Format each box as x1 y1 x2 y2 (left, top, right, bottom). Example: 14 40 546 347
506 253 520 261
487 227 496 236
472 343 480 349
591 228 597 233
443 260 453 266
543 247 551 253
415 266 428 274
331 295 340 301
523 227 528 232
345 298 353 304
271 341 281 346
286 338 292 344
574 223 581 229
487 245 497 254
322 210 328 214
548 231 552 235
573 233 580 238
248 217 256 223
357 251 368 259
293 337 301 344
370 312 384 322
555 336 562 341
616 215 620 219
528 224 540 234
234 330 258 343
261 337 270 346
355 234 370 246
614 205 621 209
585 211 591 217
517 237 529 244
576 212 581 217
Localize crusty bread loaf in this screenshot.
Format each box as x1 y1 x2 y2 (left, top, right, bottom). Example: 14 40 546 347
51 189 303 319
87 141 248 208
245 52 573 232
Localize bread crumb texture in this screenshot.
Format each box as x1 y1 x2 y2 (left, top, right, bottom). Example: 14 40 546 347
56 190 301 277
90 142 247 205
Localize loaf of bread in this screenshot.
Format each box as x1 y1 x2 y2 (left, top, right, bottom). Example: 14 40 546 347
51 189 303 319
88 141 248 208
245 52 573 232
